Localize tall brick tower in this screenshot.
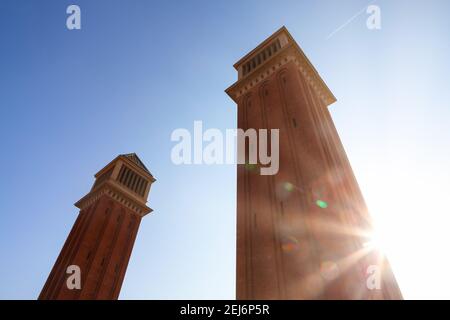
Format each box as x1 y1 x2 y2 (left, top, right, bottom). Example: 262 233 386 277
39 153 155 300
226 27 402 299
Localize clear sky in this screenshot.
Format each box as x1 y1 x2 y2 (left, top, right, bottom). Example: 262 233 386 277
0 0 449 300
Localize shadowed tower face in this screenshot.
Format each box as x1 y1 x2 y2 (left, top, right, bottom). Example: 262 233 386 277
226 27 402 300
39 153 155 300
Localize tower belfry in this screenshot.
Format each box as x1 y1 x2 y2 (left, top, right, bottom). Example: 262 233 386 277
39 153 155 300
226 27 402 299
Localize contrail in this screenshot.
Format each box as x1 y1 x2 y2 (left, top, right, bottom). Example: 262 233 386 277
326 0 378 40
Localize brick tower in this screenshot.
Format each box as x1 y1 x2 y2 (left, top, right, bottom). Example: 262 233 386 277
226 27 402 299
39 153 155 300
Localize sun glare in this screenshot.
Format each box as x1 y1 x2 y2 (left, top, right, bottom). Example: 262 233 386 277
358 162 449 299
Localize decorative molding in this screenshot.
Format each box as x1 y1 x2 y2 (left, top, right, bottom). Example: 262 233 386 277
226 44 336 107
226 27 336 107
75 181 152 217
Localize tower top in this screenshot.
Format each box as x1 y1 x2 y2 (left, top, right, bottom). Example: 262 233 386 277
225 26 336 106
120 153 152 176
74 153 155 216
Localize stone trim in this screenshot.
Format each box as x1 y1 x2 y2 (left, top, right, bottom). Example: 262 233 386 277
75 182 152 217
226 44 336 107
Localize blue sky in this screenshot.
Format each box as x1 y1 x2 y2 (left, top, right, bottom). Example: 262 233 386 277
0 0 449 299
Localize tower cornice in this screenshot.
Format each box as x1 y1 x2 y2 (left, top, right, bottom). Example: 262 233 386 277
225 26 337 107
74 153 155 217
74 180 152 217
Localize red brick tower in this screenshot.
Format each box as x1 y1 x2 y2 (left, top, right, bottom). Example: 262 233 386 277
39 153 155 300
226 27 402 299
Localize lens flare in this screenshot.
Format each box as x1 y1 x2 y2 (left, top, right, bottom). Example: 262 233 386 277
316 200 328 209
320 261 339 281
281 236 300 253
283 182 294 192
244 163 257 171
